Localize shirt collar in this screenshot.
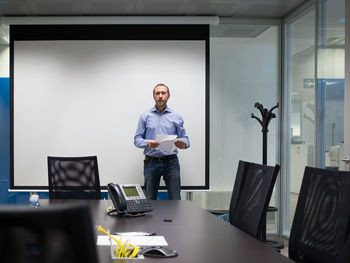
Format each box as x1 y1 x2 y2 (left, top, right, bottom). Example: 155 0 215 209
152 105 172 113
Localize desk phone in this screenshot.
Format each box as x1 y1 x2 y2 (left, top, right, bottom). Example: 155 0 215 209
107 183 153 215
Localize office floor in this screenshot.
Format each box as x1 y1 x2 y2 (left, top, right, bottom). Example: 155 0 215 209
266 192 299 259
281 242 289 257
269 192 300 258
267 234 289 257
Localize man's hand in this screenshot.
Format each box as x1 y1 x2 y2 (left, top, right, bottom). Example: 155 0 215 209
147 140 160 148
175 140 186 149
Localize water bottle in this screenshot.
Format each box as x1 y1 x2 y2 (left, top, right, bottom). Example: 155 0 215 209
29 194 40 208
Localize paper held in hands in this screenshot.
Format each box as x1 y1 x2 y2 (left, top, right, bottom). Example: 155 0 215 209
155 134 186 153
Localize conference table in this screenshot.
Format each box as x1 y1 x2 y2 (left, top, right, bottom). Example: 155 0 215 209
47 199 294 263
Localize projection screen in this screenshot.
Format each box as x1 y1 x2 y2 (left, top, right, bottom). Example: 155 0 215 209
10 25 209 190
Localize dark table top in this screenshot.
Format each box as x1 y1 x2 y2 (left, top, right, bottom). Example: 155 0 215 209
46 199 293 263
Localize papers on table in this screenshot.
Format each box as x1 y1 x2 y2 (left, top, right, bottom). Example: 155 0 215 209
97 235 168 247
155 134 186 153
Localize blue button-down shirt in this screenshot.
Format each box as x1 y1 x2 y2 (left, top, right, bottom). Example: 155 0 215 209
134 106 190 157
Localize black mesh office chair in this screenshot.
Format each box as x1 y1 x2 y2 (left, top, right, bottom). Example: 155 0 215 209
289 166 350 263
229 160 280 240
0 203 98 263
48 156 101 199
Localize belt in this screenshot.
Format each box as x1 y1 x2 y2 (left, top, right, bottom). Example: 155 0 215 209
145 155 177 161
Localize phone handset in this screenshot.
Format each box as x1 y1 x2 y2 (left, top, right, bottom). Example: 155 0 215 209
107 183 127 214
107 183 153 216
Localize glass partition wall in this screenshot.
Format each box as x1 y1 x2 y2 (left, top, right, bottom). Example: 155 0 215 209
283 0 345 235
190 22 280 235
0 25 9 76
317 0 345 171
283 6 316 236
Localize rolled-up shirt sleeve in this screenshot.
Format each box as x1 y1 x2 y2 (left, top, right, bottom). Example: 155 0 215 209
175 117 190 149
134 115 148 148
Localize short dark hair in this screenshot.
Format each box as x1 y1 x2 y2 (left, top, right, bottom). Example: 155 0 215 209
153 83 170 95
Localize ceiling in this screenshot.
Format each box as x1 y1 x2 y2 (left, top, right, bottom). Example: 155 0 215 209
0 0 306 18
0 0 309 45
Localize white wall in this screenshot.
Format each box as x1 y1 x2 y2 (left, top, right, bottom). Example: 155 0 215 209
0 46 9 77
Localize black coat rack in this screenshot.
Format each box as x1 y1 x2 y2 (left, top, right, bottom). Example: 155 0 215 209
251 102 283 249
251 102 279 165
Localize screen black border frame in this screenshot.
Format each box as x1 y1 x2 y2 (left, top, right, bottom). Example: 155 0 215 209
10 24 209 190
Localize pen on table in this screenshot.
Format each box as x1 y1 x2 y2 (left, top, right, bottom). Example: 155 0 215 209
114 232 156 236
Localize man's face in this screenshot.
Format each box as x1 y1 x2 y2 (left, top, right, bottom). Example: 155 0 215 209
153 85 170 109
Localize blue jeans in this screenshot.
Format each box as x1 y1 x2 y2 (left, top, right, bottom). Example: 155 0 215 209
143 156 181 200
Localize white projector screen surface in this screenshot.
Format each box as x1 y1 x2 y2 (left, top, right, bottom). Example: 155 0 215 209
13 40 206 189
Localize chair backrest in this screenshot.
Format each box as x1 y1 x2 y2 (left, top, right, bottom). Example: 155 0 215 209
229 160 280 240
289 166 350 263
0 203 98 263
48 156 101 199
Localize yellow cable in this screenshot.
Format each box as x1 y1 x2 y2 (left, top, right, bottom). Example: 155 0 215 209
97 225 139 258
130 245 139 258
97 226 121 245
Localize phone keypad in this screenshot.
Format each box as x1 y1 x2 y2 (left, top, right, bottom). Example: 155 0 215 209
126 199 153 213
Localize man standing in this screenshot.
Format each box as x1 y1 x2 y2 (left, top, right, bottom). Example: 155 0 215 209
134 83 190 200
